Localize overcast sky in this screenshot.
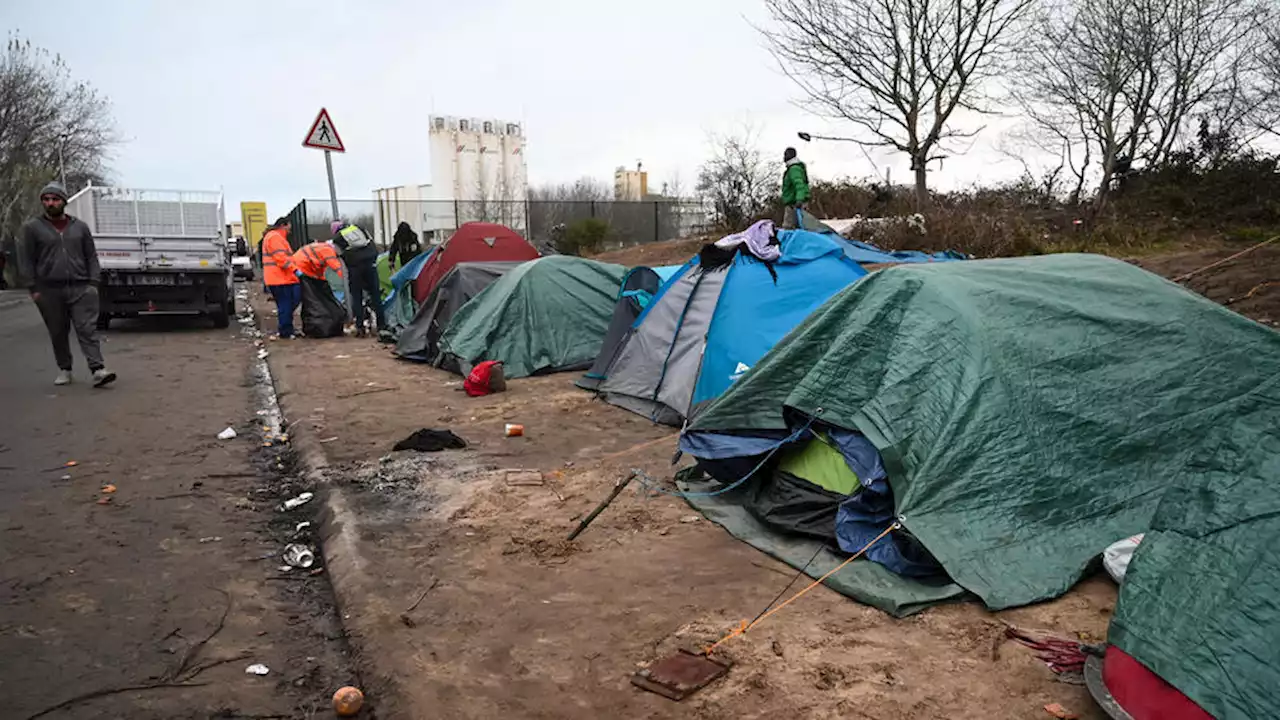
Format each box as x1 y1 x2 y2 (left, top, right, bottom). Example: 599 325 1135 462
4 0 1025 222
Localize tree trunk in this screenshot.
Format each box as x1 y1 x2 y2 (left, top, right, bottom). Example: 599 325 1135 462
913 161 930 210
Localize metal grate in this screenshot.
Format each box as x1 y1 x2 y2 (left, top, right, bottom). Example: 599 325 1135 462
85 188 223 236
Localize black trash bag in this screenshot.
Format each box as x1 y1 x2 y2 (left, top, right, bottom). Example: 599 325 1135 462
299 275 347 338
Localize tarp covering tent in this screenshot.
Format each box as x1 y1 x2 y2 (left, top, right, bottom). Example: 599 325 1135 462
394 261 522 363
839 239 966 265
412 223 539 304
591 230 869 425
576 265 680 391
436 256 628 378
678 248 1280 720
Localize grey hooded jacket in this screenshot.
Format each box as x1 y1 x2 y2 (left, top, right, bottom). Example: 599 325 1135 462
18 214 101 287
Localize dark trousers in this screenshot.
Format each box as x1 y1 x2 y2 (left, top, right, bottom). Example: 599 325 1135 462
348 261 386 330
34 283 105 371
269 283 302 338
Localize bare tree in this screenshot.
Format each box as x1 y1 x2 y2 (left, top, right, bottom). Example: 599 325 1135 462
1 34 115 283
526 177 613 248
761 0 1034 209
1012 0 1269 212
1253 26 1280 138
695 128 776 230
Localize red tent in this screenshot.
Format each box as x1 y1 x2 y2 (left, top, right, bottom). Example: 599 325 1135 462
412 223 540 303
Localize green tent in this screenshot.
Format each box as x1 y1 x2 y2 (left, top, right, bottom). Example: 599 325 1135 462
682 254 1280 715
437 256 627 378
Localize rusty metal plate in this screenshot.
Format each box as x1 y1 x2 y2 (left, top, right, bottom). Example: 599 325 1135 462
631 650 731 701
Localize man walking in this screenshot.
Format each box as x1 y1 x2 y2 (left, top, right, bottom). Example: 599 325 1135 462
331 219 386 338
781 147 811 229
261 217 302 339
19 182 116 387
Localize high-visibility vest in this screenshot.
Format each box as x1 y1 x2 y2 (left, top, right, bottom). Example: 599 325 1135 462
292 242 344 281
262 228 299 286
337 224 371 251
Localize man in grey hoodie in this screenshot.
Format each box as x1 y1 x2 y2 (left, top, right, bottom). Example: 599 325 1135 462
18 182 116 387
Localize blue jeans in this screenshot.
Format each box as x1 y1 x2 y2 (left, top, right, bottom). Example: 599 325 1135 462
269 283 302 338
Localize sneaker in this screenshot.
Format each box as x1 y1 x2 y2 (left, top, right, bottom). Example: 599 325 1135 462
92 368 117 388
54 370 72 386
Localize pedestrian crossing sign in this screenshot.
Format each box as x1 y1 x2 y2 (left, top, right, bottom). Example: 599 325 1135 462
303 108 345 152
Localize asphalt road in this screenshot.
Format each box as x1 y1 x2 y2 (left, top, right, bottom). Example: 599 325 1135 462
0 294 354 719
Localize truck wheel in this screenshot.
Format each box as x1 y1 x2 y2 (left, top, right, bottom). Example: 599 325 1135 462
210 307 230 329
96 313 111 331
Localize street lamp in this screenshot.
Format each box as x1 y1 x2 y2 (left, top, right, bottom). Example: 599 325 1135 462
797 131 890 185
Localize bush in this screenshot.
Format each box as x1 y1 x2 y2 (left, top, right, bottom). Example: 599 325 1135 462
558 218 610 256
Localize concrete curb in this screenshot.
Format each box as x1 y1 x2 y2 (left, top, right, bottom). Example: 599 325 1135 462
0 294 28 311
249 298 407 718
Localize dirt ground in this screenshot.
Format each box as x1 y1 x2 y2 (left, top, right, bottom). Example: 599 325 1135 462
252 287 1133 720
0 294 358 720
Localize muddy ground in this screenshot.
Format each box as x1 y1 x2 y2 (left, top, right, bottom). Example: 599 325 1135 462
0 292 358 719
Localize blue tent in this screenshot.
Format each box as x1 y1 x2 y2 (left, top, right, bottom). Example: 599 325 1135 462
591 230 869 425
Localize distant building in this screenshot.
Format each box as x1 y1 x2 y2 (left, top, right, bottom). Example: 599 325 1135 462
373 116 528 246
614 163 648 201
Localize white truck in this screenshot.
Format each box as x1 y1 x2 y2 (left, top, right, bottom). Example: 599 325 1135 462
66 186 235 329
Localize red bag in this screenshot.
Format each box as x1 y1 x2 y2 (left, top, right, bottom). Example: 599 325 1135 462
464 360 505 397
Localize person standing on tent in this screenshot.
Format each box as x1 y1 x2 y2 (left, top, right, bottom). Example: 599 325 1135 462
388 221 422 269
262 217 301 339
331 219 386 338
781 147 811 229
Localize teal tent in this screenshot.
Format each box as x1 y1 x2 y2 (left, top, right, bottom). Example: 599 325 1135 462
437 256 628 378
679 254 1280 716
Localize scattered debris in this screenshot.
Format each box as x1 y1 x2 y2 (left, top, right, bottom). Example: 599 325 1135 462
1043 702 1079 719
244 663 271 676
393 428 467 452
334 354 351 359
282 543 316 568
197 536 221 544
59 474 72 481
504 423 525 438
101 484 117 494
337 386 394 399
256 349 269 360
631 649 730 701
216 427 237 441
505 469 544 486
318 436 339 443
280 492 314 511
332 686 365 717
567 469 647 541
96 497 112 505
680 515 700 523
293 521 312 535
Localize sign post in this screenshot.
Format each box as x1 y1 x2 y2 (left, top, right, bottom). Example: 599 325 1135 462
302 108 346 221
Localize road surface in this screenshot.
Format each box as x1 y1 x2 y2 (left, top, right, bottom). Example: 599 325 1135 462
0 292 355 719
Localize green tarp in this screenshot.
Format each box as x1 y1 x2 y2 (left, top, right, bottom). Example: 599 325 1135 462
687 254 1280 714
438 256 627 378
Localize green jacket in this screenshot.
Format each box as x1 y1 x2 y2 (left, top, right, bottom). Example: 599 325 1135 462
781 159 811 206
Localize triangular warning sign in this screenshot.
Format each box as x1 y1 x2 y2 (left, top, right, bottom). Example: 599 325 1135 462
303 108 345 152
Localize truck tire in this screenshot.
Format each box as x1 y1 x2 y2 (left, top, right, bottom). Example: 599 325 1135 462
210 307 230 329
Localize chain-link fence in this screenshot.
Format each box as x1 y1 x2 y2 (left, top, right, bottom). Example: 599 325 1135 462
282 198 710 253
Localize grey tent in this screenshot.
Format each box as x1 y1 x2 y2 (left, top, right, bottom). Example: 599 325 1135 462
576 266 664 391
394 261 522 363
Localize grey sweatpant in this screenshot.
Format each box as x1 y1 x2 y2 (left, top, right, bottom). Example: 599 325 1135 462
34 284 105 371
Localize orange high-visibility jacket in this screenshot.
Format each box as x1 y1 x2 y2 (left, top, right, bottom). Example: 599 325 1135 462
262 228 299 286
292 242 344 281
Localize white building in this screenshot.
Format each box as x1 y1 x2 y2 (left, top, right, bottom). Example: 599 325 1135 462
374 116 528 246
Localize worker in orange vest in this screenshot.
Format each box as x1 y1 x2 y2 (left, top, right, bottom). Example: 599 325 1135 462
291 239 348 338
261 217 301 339
292 240 344 283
